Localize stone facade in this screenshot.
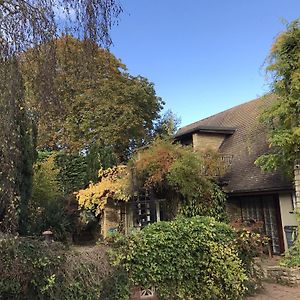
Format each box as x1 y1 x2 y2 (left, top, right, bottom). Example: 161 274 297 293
101 199 121 238
192 132 225 151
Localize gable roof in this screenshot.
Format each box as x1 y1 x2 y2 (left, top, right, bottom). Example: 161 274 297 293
176 94 292 194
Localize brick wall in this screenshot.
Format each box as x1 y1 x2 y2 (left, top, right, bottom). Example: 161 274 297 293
192 132 225 151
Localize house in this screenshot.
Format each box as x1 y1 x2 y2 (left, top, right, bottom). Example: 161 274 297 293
174 94 297 254
101 94 298 254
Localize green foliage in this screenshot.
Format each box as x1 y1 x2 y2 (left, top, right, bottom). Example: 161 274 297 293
85 145 118 183
0 58 36 234
167 150 227 221
0 0 122 234
28 154 73 241
281 245 300 268
154 110 181 138
281 212 300 268
235 230 267 270
55 153 89 195
22 36 164 160
134 139 228 220
0 236 64 299
232 222 268 292
256 20 300 173
83 139 228 223
18 110 37 235
28 148 117 241
0 236 117 300
111 216 247 300
100 267 130 300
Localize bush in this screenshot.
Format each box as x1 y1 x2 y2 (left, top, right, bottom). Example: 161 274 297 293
232 220 268 293
111 216 248 300
0 236 65 299
0 235 117 299
28 153 76 242
281 245 300 267
100 267 130 300
281 215 300 268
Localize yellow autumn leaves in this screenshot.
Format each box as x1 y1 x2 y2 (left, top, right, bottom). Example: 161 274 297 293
76 165 131 216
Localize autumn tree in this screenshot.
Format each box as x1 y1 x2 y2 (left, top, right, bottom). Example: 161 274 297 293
21 36 164 160
0 0 122 233
256 20 300 175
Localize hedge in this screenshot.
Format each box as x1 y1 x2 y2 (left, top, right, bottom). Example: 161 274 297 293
111 216 248 300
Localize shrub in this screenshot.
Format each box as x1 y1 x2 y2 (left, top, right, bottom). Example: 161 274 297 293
232 220 268 293
111 216 248 300
0 235 117 299
281 214 300 268
61 246 114 300
0 236 65 299
100 267 130 300
28 154 73 241
133 139 228 221
281 245 300 267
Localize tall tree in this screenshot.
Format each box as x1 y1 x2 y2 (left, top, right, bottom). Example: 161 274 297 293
256 20 300 175
154 110 181 139
0 0 122 233
21 36 164 160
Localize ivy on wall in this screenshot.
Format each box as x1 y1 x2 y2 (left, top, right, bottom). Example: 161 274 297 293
77 139 228 221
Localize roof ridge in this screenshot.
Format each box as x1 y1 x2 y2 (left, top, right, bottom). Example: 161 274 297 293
178 94 271 131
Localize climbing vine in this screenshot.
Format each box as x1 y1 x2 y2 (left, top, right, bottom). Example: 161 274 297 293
77 139 228 221
76 166 131 216
134 139 228 220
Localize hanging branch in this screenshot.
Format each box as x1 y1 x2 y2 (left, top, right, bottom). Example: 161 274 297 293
0 0 122 233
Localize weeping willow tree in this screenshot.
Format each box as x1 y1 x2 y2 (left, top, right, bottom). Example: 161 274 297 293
0 0 122 233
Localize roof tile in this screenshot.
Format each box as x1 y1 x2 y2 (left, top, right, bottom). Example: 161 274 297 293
176 95 292 193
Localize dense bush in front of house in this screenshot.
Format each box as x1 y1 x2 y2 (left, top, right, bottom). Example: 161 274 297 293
111 216 248 300
232 221 269 293
0 235 126 300
281 244 300 267
280 215 300 268
281 232 300 268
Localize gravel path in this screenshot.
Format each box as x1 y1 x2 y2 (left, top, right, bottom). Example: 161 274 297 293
247 282 300 299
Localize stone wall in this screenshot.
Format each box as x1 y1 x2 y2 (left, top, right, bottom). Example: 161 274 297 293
264 266 300 286
101 199 121 238
192 132 225 151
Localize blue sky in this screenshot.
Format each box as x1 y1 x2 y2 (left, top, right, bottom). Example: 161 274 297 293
110 1 300 127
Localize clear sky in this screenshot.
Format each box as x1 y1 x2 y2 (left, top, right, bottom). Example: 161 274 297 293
110 1 300 127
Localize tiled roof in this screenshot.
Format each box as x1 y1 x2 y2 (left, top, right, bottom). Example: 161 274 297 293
176 94 293 194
